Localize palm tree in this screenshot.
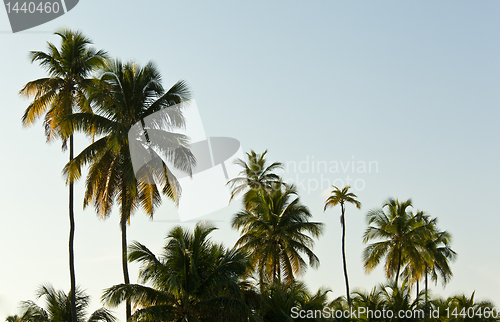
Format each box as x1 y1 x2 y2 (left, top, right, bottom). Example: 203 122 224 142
63 59 196 320
14 284 116 322
363 198 432 286
324 185 361 307
351 287 384 322
232 183 324 286
379 281 423 321
262 280 330 322
447 292 500 322
227 150 283 207
102 222 258 322
19 29 107 322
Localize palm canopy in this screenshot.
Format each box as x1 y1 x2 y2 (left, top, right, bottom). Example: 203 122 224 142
232 183 324 285
20 28 107 143
262 280 330 322
324 185 361 213
14 284 115 322
63 59 196 219
227 150 284 205
102 222 258 322
363 198 434 285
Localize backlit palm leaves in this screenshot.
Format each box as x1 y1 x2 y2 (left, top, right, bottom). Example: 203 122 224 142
232 183 324 285
227 150 283 207
63 59 195 319
363 199 433 286
19 29 107 322
14 284 115 322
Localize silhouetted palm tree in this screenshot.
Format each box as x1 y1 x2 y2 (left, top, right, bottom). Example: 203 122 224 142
324 185 361 307
102 222 258 321
14 284 115 322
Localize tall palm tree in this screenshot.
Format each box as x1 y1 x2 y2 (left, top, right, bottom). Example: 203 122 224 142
19 29 107 322
227 150 283 207
102 222 258 322
14 284 116 322
363 198 432 286
63 59 195 320
232 183 324 286
324 185 361 307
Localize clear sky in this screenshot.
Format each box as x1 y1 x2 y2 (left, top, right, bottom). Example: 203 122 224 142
1 1 499 321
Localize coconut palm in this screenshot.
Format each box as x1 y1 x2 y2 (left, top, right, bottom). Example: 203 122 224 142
363 198 433 286
14 284 115 322
324 185 361 307
446 292 500 322
227 150 283 207
379 281 424 321
351 287 384 322
19 29 107 322
102 222 258 322
63 59 195 320
232 183 324 286
262 280 330 322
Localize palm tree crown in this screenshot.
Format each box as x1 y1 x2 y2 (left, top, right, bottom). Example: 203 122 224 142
227 150 284 206
102 222 257 322
363 198 433 286
232 183 324 285
14 284 116 322
20 28 107 143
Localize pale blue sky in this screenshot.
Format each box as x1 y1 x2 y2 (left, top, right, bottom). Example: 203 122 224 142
1 1 499 320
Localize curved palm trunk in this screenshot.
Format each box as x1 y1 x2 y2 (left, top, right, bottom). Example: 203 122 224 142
340 204 351 307
69 134 77 322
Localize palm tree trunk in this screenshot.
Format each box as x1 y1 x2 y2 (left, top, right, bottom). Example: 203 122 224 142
121 218 131 320
425 266 428 305
416 280 419 299
341 204 351 307
69 134 77 322
121 179 131 320
395 249 402 286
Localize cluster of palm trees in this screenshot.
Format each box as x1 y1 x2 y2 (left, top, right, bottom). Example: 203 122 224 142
20 28 195 321
12 28 497 321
